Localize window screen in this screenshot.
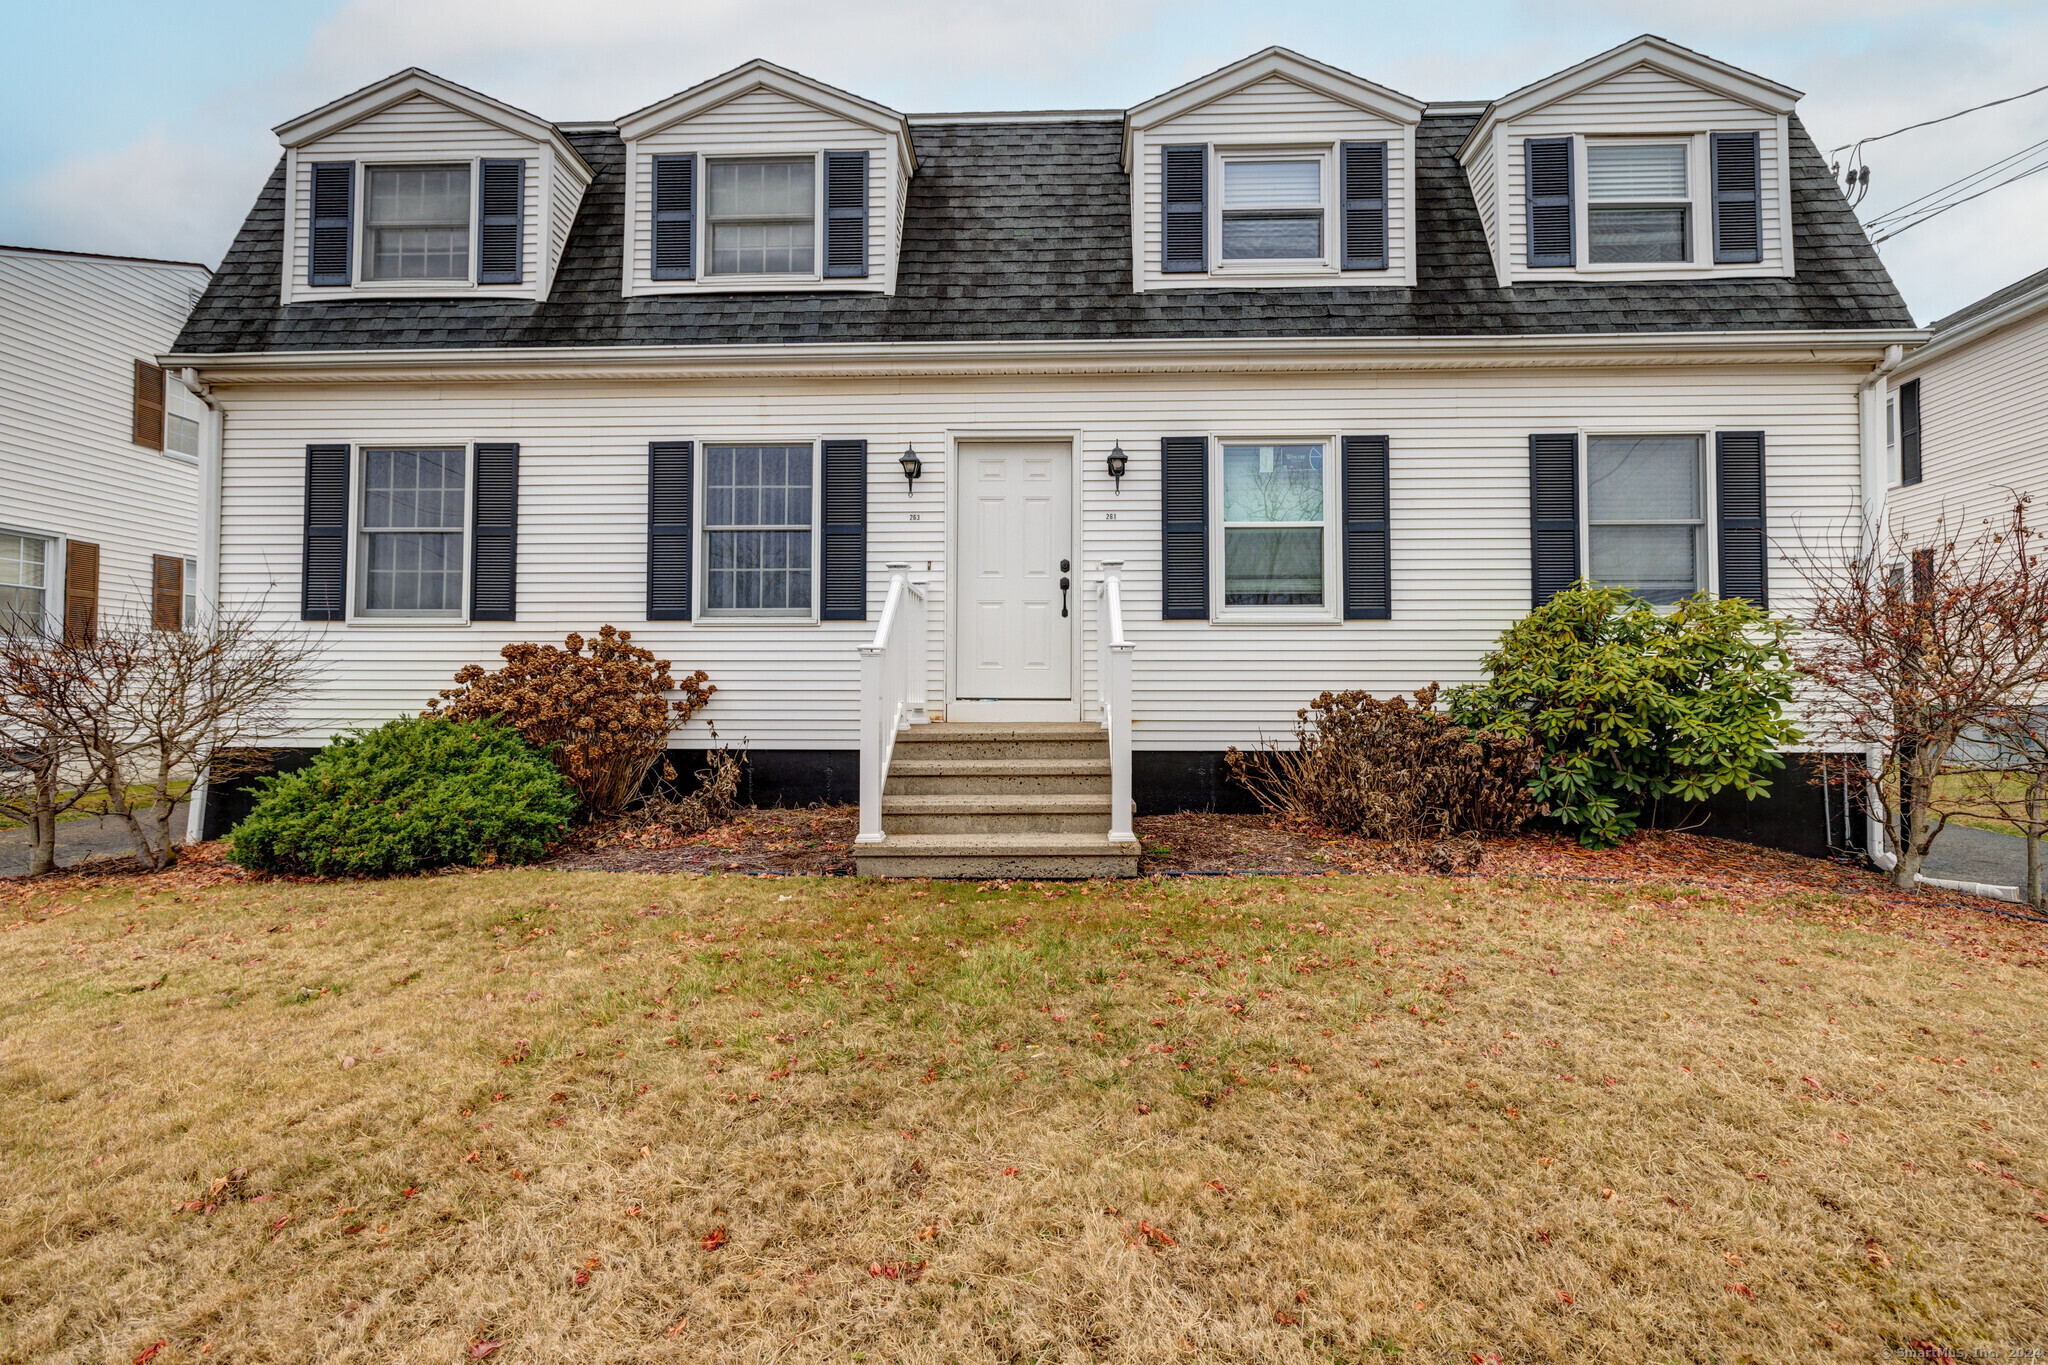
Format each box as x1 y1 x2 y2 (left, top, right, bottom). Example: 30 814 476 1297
1587 435 1703 604
364 165 471 280
707 160 815 275
1221 160 1322 261
0 532 47 634
361 448 465 614
705 444 813 614
1587 143 1689 264
1221 442 1325 606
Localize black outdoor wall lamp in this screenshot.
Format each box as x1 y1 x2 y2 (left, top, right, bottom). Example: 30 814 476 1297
1106 440 1128 492
899 444 923 494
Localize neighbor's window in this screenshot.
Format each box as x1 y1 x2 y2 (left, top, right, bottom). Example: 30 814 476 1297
360 448 466 615
1587 142 1689 264
1221 159 1323 261
183 556 198 630
1587 435 1704 604
708 159 815 276
1887 397 1900 486
1221 442 1325 606
364 165 471 281
166 411 201 458
705 444 813 615
0 532 49 634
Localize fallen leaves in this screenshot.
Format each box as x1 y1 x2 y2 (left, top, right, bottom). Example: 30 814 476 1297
1726 1282 1755 1303
1865 1239 1893 1269
700 1225 728 1252
468 1341 503 1360
868 1260 926 1282
133 1343 166 1365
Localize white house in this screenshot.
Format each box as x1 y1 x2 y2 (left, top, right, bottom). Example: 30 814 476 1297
2 245 211 642
167 37 1923 874
1885 264 2048 556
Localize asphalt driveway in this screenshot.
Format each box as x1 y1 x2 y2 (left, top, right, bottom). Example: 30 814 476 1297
0 803 189 876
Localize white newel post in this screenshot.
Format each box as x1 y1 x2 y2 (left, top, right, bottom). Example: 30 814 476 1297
899 564 930 725
1099 560 1136 845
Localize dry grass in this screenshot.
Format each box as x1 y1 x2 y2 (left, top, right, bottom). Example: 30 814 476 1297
1 866 2044 1364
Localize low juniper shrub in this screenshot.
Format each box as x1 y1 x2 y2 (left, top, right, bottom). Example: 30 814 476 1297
228 715 578 876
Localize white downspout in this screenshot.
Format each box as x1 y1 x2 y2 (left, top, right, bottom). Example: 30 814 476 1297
1857 344 1906 860
176 368 222 846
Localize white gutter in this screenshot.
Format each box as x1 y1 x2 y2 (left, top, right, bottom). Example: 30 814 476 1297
1892 278 2048 380
173 367 223 848
163 328 1930 385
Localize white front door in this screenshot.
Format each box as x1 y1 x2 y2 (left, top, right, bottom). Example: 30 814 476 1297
955 441 1073 702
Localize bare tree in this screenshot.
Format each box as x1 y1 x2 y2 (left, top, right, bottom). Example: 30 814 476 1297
1944 705 2048 912
0 635 95 876
8 603 323 870
1794 493 2048 890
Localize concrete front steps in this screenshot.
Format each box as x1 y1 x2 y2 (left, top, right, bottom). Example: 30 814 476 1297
853 722 1140 878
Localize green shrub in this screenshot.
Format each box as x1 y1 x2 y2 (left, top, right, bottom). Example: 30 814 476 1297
228 716 577 876
1445 584 1801 847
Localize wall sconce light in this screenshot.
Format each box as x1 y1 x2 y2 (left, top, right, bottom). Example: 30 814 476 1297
899 444 923 494
1106 441 1128 493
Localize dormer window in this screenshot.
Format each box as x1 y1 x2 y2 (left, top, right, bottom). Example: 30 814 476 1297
1587 142 1689 263
708 158 815 276
364 165 471 281
1221 158 1323 261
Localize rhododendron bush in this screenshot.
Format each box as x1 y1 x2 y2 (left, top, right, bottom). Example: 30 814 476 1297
425 626 713 816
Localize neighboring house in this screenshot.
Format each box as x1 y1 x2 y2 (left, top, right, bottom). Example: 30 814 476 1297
1885 264 2048 554
168 36 1921 871
1 245 211 642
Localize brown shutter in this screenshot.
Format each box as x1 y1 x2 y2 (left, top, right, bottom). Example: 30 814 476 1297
133 361 166 449
64 541 100 645
153 554 185 630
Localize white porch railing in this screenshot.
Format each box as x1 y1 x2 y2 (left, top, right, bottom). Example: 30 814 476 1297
1097 560 1137 844
856 564 928 844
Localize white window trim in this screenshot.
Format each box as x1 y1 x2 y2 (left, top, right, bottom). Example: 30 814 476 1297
344 442 475 627
700 153 827 285
1582 136 1697 269
1579 430 1716 605
1208 144 1338 277
1887 396 1902 489
354 156 484 293
1208 433 1342 624
0 524 59 638
694 439 825 624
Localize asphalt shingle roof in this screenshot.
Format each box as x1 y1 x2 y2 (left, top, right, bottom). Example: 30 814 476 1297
172 112 1912 355
1928 263 2048 334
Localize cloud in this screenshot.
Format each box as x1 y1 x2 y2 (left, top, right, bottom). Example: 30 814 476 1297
3 129 276 267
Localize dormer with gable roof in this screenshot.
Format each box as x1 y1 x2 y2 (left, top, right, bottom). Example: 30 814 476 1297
273 68 593 306
616 60 914 297
1123 48 1425 292
1458 35 1800 286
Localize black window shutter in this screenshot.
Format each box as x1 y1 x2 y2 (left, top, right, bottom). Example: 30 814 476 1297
820 440 868 620
1524 138 1574 268
1711 131 1762 265
1529 433 1580 607
823 151 869 279
477 159 524 284
651 154 696 281
1161 436 1209 619
1899 378 1923 486
301 444 349 620
1715 431 1768 607
308 162 354 287
647 442 693 620
470 443 519 620
1161 145 1207 273
1340 141 1389 271
1342 435 1391 618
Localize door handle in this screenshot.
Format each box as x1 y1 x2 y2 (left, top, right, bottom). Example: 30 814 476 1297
1060 576 1070 617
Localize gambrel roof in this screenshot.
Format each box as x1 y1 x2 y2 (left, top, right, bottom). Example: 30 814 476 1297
173 109 1911 356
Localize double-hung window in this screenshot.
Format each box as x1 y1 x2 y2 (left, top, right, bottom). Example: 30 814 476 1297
364 165 471 281
1221 442 1326 606
1586 142 1690 263
704 444 814 615
0 532 49 635
1221 158 1324 262
359 447 466 616
1586 435 1705 604
183 557 198 630
707 159 815 276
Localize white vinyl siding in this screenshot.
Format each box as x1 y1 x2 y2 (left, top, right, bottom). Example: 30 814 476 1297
0 249 203 630
1491 64 1789 284
211 360 1861 750
282 95 565 305
624 88 891 297
1888 307 2048 551
1134 74 1416 290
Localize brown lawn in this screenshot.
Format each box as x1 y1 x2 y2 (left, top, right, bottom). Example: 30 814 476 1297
1 858 2044 1363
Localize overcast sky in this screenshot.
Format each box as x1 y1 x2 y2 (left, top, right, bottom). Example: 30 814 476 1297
2 0 2043 324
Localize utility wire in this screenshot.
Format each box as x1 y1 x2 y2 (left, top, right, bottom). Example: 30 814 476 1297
1828 80 2048 161
1868 157 2048 244
1864 133 2048 229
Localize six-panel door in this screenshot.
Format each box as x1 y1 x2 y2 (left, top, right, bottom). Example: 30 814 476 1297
955 441 1072 700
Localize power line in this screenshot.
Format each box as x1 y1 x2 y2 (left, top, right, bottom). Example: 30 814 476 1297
1868 157 2048 244
1864 133 2048 230
1828 80 2048 161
